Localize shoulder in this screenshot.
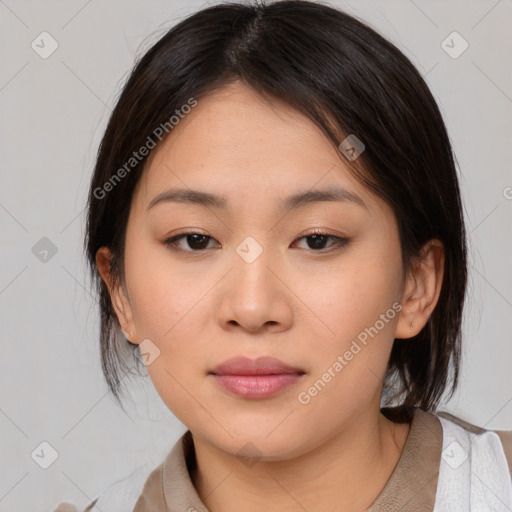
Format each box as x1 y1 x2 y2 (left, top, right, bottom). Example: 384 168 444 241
496 429 512 476
131 462 167 512
80 461 159 512
436 409 512 477
81 430 192 512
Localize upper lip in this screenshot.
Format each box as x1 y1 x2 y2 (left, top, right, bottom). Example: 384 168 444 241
210 356 305 376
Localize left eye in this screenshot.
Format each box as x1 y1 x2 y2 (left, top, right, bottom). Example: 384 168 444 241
293 233 348 251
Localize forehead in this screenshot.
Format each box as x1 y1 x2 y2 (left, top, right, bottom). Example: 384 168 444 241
134 82 379 216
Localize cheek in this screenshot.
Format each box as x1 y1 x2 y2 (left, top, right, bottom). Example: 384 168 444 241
296 240 403 399
302 250 402 343
122 252 211 413
125 249 213 420
125 243 209 339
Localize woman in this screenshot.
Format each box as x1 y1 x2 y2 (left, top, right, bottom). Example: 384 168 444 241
65 1 512 510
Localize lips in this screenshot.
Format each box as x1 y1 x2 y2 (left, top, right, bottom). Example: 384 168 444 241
209 356 306 399
210 356 305 376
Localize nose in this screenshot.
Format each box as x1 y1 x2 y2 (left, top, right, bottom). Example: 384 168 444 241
215 242 294 334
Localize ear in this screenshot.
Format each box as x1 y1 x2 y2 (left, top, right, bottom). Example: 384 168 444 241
95 247 138 343
395 239 445 339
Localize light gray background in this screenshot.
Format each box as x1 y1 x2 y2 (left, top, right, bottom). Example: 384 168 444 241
1 0 511 510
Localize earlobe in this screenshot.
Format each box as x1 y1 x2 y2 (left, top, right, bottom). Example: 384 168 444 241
395 239 444 339
95 247 138 342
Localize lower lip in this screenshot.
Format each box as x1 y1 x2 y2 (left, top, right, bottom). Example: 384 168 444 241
211 373 304 399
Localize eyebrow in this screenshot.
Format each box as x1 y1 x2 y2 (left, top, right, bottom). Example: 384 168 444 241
146 186 367 213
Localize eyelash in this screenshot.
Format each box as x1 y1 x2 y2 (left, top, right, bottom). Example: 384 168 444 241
163 229 349 254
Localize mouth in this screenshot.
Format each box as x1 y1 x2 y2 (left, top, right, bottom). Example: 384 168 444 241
209 356 306 399
210 355 305 375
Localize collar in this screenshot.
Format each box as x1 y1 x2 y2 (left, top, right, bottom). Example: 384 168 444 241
135 406 442 512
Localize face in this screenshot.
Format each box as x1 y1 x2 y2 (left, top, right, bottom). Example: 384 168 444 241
101 81 414 460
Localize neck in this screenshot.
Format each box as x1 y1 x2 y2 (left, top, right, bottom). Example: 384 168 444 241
190 408 411 512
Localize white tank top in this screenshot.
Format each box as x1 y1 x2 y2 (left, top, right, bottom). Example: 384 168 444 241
434 415 512 511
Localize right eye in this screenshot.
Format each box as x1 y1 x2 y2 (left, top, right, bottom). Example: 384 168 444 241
163 232 219 252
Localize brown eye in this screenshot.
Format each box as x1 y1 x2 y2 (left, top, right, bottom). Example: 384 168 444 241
293 232 349 252
164 232 218 252
305 234 331 250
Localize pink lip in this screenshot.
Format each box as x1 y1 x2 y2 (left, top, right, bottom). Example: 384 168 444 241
211 356 304 376
209 356 305 399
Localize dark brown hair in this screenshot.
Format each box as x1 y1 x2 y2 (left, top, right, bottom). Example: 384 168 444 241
84 0 467 414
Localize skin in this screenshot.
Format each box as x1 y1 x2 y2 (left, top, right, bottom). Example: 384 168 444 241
97 81 444 512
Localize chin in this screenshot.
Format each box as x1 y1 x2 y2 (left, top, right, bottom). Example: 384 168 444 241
211 427 310 462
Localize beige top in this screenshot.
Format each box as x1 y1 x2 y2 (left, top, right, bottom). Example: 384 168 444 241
56 406 511 512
